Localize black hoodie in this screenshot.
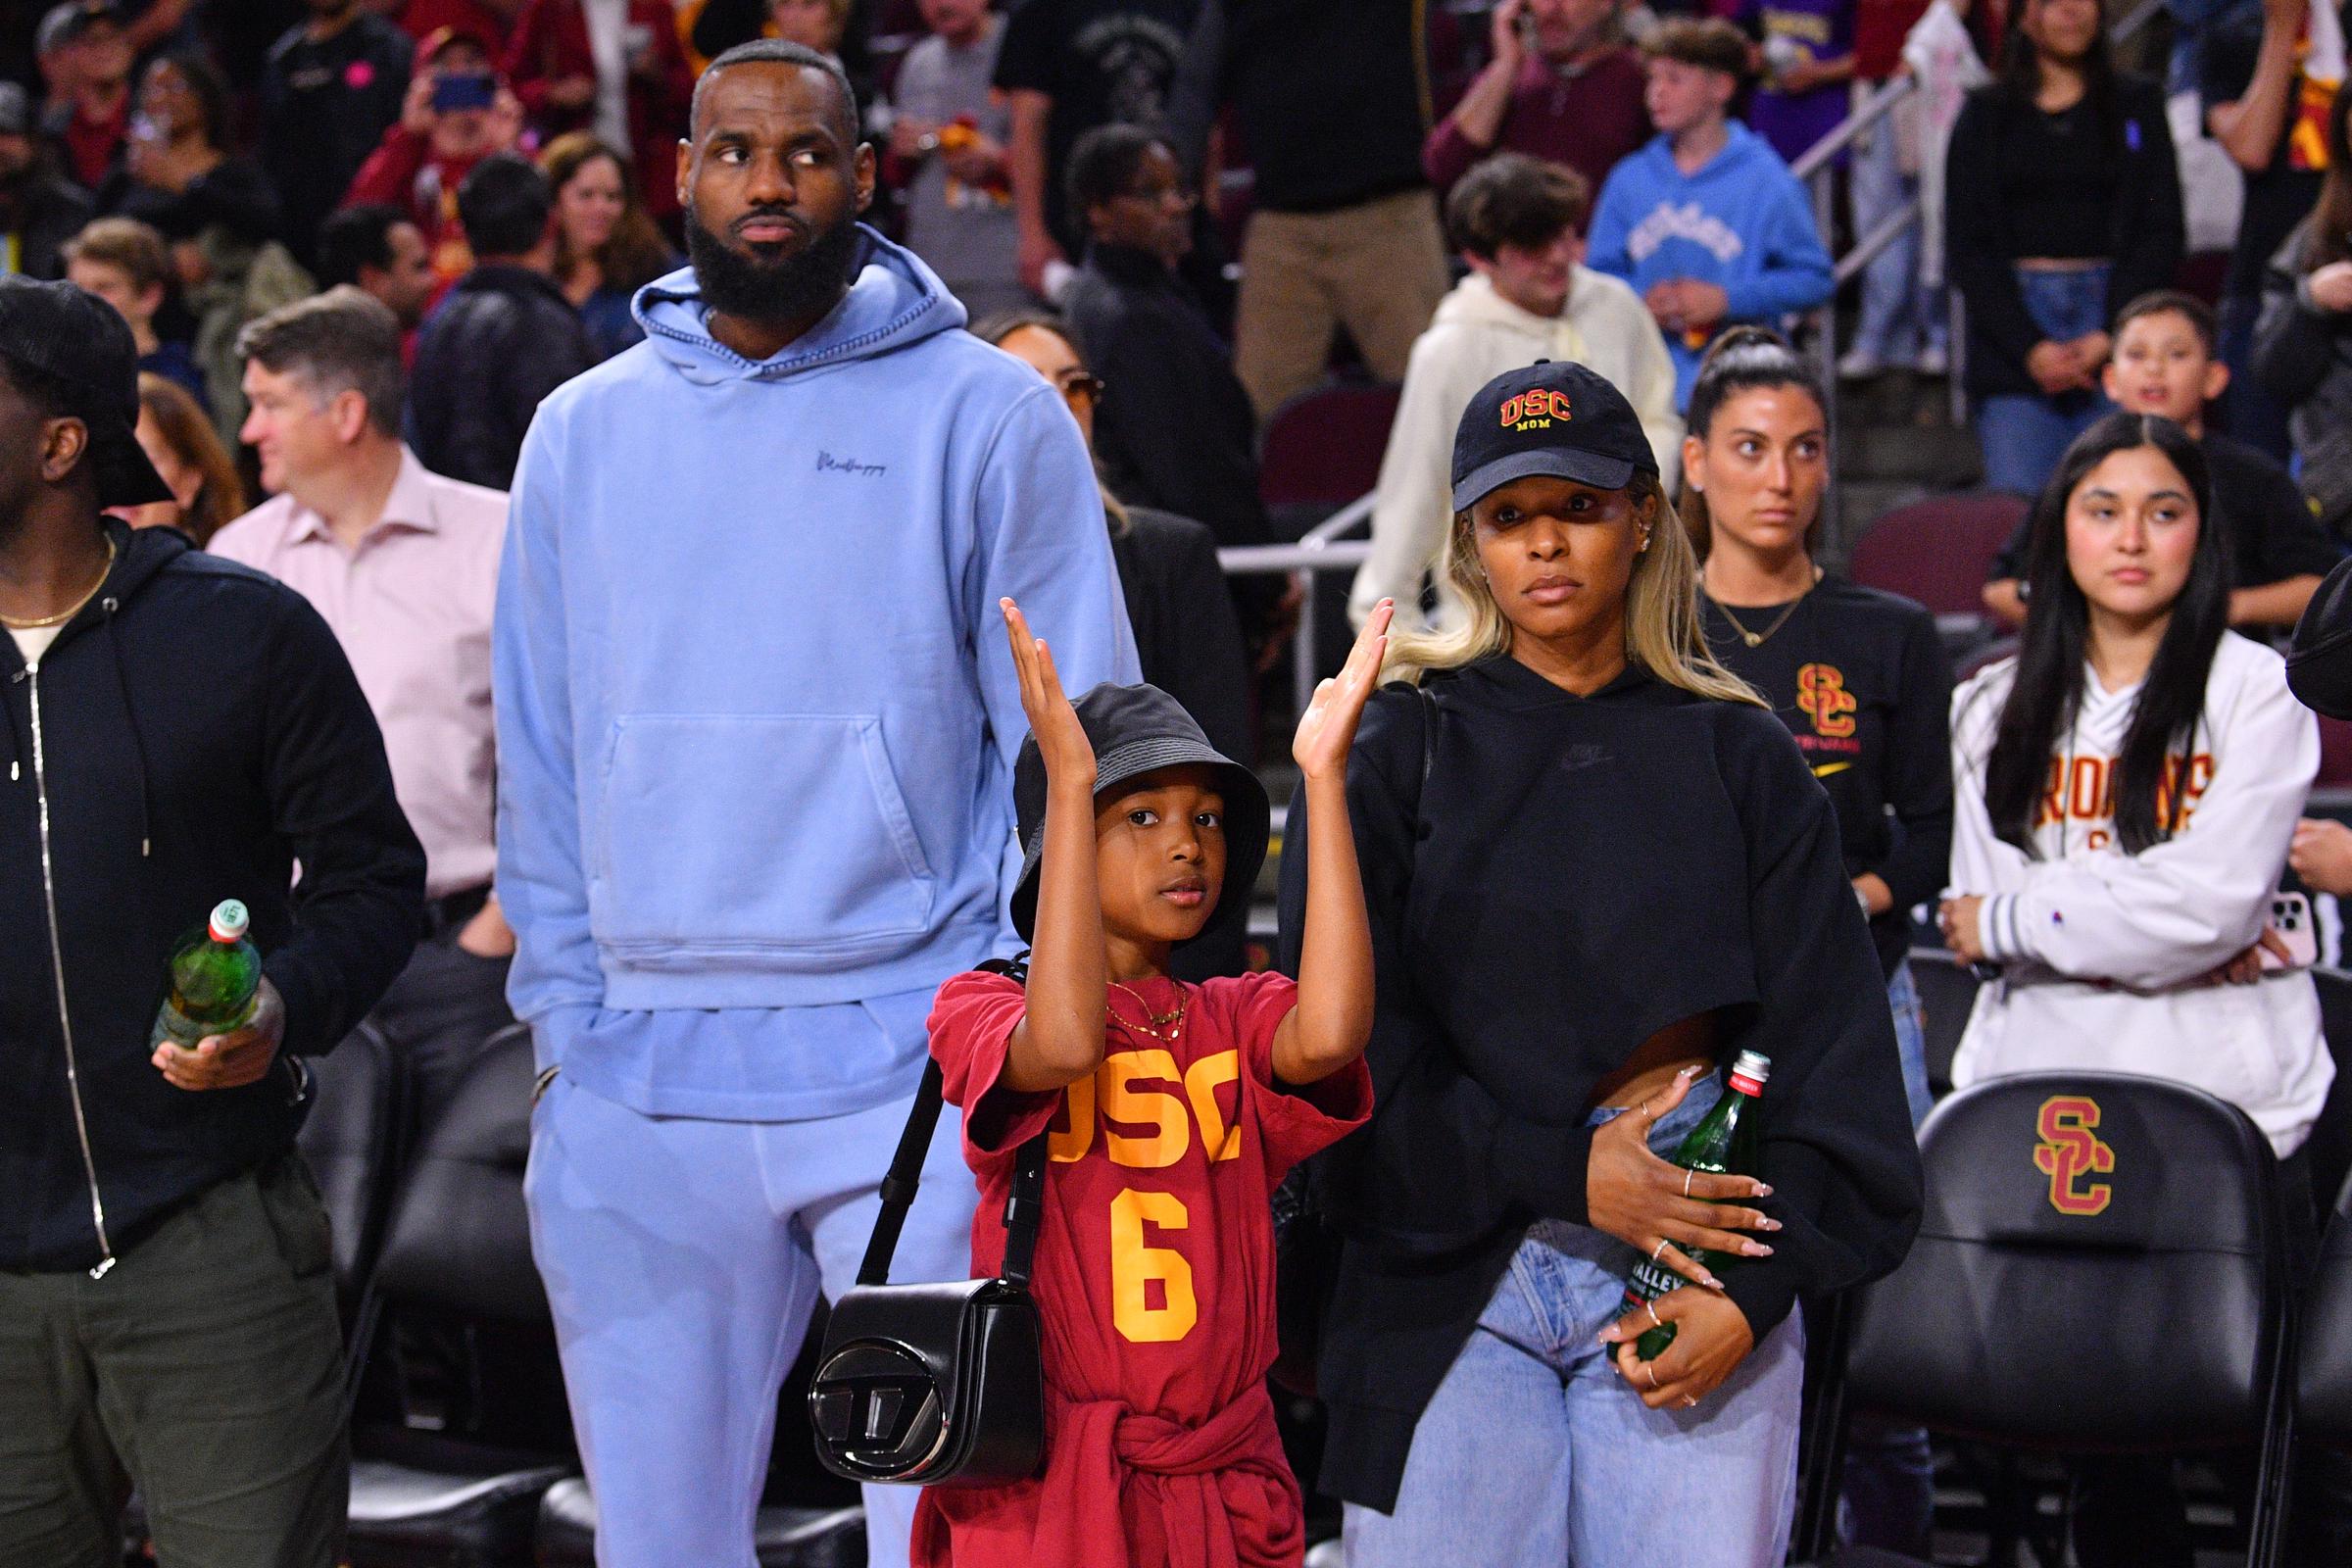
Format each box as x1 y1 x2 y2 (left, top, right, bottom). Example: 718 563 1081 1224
3 519 423 1275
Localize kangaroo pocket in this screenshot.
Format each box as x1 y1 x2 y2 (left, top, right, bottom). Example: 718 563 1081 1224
592 713 938 970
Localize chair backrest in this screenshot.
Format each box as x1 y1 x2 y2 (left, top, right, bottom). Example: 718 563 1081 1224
1847 1071 2283 1448
1848 492 2030 619
1257 382 1401 514
295 1019 402 1310
372 1023 547 1326
2302 1172 2352 1444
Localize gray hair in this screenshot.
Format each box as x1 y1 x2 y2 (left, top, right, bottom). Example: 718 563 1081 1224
235 285 405 439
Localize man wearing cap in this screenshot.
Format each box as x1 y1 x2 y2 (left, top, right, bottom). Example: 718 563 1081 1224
0 79 92 278
34 1 135 192
0 274 424 1568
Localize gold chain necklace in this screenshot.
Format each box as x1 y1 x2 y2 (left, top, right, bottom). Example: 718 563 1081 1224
0 537 117 630
1109 980 1189 1046
1707 565 1822 648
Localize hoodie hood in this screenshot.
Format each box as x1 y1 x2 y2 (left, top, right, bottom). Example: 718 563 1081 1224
633 223 968 386
1433 270 1595 337
1631 120 1780 189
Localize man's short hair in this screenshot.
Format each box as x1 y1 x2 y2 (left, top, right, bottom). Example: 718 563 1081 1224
1644 18 1752 80
63 216 171 294
316 205 408 290
1446 154 1592 259
236 286 406 440
456 152 553 261
1065 123 1165 223
2113 289 2220 356
692 39 860 146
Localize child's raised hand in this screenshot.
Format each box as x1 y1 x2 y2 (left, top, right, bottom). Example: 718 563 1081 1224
1002 598 1096 789
1293 599 1392 783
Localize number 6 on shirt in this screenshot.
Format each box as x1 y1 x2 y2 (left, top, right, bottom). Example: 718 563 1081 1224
1110 1189 1198 1343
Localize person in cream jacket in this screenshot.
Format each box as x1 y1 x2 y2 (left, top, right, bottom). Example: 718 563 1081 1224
1349 152 1680 633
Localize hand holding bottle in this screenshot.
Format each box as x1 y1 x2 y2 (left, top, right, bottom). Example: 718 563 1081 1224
1599 1286 1757 1408
153 977 286 1092
1584 1063 1779 1292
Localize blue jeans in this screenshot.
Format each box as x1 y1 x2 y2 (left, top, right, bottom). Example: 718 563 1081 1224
1344 1077 1806 1568
1849 95 1947 366
1978 264 2114 497
1887 961 1933 1131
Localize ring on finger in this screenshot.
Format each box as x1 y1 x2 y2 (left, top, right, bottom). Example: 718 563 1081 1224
1683 1168 1694 1199
1642 1299 1662 1329
1643 1362 1659 1390
1650 1238 1670 1263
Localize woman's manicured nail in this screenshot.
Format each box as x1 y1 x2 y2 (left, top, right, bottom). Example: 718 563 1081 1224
1703 1275 1725 1291
1743 1242 1774 1257
1761 1218 1783 1232
1754 1184 1774 1198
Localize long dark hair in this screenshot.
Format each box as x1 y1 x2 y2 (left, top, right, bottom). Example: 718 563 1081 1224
1996 0 2120 139
1679 324 1829 560
1983 413 2230 856
2301 78 2352 272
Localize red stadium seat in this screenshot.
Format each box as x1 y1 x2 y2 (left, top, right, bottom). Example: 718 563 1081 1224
1257 382 1400 514
1848 491 2030 619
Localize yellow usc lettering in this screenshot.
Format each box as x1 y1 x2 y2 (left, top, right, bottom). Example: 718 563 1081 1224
1050 1049 1243 1167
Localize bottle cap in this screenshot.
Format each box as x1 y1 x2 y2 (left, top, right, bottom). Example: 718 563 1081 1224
1729 1051 1771 1096
208 899 249 944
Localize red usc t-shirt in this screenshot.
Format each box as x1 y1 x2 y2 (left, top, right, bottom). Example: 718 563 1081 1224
912 970 1370 1568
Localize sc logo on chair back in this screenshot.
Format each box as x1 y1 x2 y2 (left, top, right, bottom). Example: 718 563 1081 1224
2033 1096 2116 1216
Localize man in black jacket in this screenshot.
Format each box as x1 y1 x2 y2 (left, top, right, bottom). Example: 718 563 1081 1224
407 151 594 488
0 275 423 1568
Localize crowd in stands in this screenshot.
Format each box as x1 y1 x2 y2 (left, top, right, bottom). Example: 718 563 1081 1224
13 0 2352 1565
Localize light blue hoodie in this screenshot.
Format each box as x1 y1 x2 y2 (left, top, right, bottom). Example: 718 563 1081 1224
1586 122 1834 409
494 228 1140 1121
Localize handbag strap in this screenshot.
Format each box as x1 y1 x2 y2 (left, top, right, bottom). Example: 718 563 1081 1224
856 956 1050 1289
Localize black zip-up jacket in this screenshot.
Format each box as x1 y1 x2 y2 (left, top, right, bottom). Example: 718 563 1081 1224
3 520 423 1274
1278 660 1923 1511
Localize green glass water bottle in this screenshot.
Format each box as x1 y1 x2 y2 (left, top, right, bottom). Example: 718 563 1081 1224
1621 1051 1771 1361
150 900 261 1049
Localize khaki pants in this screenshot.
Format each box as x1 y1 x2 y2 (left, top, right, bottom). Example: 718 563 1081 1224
1234 187 1449 423
0 1155 348 1568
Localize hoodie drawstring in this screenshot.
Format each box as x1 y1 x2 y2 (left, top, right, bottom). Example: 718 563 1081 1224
101 599 154 858
1 663 22 783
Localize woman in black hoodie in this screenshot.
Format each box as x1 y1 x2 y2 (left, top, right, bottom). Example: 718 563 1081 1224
1278 361 1921 1565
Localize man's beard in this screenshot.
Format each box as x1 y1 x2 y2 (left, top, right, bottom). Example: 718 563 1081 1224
685 208 861 330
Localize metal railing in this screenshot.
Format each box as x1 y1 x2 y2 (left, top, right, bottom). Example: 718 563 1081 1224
1220 496 1375 718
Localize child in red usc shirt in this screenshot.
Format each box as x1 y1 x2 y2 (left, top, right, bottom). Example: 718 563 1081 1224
911 598 1394 1568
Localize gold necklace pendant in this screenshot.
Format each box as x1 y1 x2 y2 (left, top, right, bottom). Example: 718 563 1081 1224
1110 981 1189 1045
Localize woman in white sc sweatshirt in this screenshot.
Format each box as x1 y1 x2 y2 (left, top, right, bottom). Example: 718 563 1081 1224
1940 413 2332 1161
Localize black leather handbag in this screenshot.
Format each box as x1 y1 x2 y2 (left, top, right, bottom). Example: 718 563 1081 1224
808 1011 1048 1488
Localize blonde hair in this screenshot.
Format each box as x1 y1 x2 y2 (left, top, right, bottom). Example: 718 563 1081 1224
1382 471 1765 707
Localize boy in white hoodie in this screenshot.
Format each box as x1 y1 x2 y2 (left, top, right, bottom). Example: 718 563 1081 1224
1348 152 1680 632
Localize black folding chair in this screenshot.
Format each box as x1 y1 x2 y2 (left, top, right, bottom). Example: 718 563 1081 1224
1816 1071 2296 1567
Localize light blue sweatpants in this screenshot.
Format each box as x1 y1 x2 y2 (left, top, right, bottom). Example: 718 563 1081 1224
523 1070 977 1568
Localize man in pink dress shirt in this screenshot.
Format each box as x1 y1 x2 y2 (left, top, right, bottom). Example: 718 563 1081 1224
209 284 514 1128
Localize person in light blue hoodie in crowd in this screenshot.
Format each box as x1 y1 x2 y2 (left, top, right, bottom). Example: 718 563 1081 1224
493 40 1140 1568
1587 18 1836 410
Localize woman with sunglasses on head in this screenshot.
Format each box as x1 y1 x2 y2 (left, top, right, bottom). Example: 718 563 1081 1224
1940 412 2333 1566
1685 325 1950 1556
977 308 1255 978
1278 360 1922 1567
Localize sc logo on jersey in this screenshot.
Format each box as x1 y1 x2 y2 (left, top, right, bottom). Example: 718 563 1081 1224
1796 663 1857 739
2033 1096 2115 1215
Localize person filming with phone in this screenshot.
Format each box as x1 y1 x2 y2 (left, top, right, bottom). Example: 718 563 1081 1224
344 25 525 287
1939 411 2335 1564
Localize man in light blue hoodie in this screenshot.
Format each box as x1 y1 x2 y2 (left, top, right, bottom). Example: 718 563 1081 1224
494 41 1140 1568
1586 18 1835 410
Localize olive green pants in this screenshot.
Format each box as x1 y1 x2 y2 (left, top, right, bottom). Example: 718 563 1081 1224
0 1155 348 1568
